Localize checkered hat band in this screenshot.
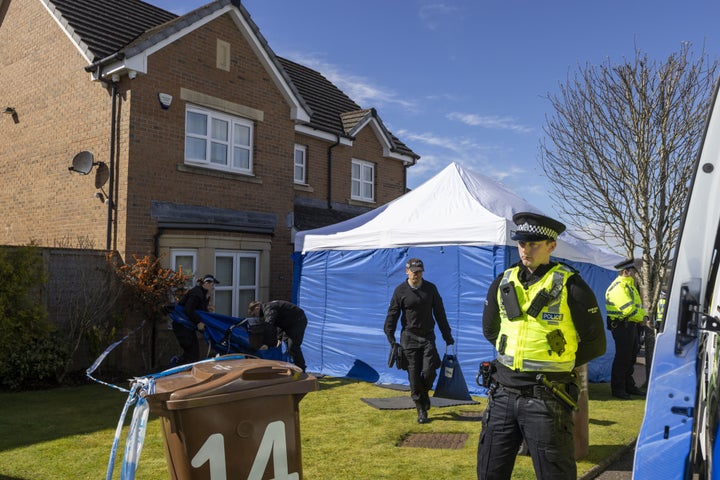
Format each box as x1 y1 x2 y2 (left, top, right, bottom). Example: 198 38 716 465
516 223 557 239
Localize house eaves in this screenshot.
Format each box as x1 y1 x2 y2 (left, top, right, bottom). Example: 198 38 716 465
277 56 418 161
39 0 177 64
45 0 311 123
341 109 420 164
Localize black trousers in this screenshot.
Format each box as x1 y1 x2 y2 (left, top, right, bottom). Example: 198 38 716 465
172 322 200 364
401 330 441 407
477 387 576 480
282 315 308 371
611 321 640 395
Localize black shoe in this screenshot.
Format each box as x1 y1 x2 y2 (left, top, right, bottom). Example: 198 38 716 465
417 407 429 424
628 387 646 397
612 391 631 400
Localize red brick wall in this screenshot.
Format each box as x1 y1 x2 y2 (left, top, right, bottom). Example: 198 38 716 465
294 128 407 209
0 3 411 302
122 13 297 298
0 0 114 250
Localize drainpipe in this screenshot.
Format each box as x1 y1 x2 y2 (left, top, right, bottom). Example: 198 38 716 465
404 157 417 193
327 135 340 209
86 59 121 251
153 228 164 258
106 79 118 251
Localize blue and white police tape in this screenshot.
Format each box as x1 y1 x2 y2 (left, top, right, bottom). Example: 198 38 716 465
89 334 251 480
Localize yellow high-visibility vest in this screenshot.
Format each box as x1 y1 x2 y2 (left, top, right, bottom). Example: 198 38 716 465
605 276 646 323
495 264 578 372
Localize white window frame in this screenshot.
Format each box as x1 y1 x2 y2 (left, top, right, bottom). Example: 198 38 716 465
351 158 375 202
184 105 253 174
214 251 260 317
294 144 307 184
170 249 197 299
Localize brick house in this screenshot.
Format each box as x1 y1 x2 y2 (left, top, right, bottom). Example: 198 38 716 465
0 0 419 316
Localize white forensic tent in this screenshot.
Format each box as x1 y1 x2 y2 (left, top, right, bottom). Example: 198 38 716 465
292 162 622 393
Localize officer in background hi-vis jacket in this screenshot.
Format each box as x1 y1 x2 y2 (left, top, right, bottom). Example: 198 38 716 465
477 212 606 480
605 258 647 400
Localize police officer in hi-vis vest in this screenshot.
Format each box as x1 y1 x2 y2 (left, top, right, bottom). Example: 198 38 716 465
605 258 647 400
477 212 606 480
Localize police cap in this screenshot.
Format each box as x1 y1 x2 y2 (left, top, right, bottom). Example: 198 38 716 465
510 212 566 242
614 258 637 271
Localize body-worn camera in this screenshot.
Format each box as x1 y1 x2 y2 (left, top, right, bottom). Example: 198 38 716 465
477 360 496 388
500 282 522 319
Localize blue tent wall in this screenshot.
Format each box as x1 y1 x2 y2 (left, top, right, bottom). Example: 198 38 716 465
293 245 616 394
557 257 616 382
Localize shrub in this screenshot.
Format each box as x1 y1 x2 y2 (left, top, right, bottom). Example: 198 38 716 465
0 245 60 390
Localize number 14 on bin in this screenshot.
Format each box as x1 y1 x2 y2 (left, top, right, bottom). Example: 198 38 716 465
191 420 299 480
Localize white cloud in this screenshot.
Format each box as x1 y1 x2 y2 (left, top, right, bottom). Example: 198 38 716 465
418 4 462 31
396 128 530 190
447 112 534 133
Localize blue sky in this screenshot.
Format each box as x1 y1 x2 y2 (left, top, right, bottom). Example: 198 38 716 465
146 0 720 220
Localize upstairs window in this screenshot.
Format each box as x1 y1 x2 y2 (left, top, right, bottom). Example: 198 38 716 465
294 144 307 184
185 105 253 174
351 158 375 202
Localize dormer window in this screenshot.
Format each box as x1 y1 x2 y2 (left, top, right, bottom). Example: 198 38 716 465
294 144 307 184
351 158 374 202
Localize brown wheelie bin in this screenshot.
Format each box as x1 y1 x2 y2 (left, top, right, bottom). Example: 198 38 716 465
146 356 317 480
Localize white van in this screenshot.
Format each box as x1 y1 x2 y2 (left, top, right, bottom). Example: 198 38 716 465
635 84 720 478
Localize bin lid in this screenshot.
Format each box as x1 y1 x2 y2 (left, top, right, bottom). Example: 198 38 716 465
146 357 317 411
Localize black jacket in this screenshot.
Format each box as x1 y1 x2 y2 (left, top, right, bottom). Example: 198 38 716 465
384 279 453 344
178 285 210 325
260 300 307 334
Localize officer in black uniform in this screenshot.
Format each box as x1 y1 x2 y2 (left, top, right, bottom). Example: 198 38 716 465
477 213 606 480
248 300 308 371
172 274 219 365
385 258 454 424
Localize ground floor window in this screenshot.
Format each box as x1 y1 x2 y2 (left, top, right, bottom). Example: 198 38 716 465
214 251 260 317
171 249 197 289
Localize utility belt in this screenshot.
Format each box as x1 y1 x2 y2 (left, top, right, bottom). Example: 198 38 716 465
499 376 579 411
476 361 578 411
499 383 545 397
607 316 632 330
607 317 641 330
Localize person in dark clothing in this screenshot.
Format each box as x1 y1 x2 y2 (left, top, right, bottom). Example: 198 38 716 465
384 258 454 424
171 274 219 365
248 300 308 371
477 212 606 480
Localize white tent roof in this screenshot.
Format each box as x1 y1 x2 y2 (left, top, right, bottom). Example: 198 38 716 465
295 162 622 269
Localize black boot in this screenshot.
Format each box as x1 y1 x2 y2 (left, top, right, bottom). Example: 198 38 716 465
421 392 431 412
417 406 429 424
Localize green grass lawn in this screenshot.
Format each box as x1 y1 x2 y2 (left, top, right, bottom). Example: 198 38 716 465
0 377 643 479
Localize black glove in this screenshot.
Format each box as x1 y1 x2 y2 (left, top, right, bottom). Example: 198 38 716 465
445 335 455 346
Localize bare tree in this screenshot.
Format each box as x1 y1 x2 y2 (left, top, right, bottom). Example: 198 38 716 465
540 43 718 374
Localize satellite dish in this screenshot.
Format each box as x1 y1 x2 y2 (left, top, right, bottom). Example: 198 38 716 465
95 162 109 188
69 151 95 175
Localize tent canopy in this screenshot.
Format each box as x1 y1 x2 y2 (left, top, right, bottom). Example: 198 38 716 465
293 162 622 392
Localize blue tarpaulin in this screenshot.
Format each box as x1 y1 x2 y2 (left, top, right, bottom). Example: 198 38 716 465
293 163 622 394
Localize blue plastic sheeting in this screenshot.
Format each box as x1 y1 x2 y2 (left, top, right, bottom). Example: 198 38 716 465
293 245 616 394
168 305 288 362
